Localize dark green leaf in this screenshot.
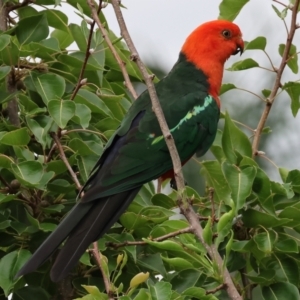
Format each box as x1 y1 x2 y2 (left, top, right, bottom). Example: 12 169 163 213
0 35 10 51
16 14 49 44
262 282 300 300
283 82 300 117
242 209 290 228
0 250 31 296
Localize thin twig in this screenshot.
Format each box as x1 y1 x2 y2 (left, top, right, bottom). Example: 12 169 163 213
106 226 193 249
252 0 300 157
206 283 226 295
110 2 242 299
51 133 82 190
87 0 138 99
272 0 289 8
91 242 114 300
70 2 102 100
62 128 108 141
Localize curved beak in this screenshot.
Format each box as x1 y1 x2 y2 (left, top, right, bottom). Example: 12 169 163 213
233 38 244 56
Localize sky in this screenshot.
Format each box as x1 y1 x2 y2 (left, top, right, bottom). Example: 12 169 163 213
67 0 300 179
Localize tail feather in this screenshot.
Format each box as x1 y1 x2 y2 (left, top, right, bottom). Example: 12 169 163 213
16 187 141 281
50 187 140 281
16 202 93 278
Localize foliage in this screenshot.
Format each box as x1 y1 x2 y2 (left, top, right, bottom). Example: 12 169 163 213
0 0 299 299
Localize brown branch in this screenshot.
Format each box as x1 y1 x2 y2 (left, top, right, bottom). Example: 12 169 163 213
6 0 33 13
106 226 193 249
252 0 300 157
7 69 20 127
70 2 102 100
51 133 82 190
91 242 114 300
87 0 138 100
109 2 242 299
206 283 226 295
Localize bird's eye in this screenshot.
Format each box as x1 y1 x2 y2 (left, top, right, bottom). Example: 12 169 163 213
222 30 231 38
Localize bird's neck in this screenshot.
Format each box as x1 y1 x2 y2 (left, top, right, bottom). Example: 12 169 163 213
181 45 227 108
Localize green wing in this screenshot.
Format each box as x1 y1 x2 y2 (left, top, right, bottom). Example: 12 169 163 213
81 53 220 201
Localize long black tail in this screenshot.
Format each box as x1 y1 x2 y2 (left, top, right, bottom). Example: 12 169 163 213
16 188 141 282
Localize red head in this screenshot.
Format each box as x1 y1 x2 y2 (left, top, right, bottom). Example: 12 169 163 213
181 20 244 105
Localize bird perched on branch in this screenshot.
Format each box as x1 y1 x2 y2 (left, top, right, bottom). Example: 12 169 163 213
16 20 244 282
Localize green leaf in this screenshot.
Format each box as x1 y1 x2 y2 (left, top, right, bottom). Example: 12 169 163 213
0 128 30 146
242 209 291 228
279 44 298 74
203 217 213 246
161 256 194 271
0 250 31 296
220 83 236 95
134 289 151 300
216 209 234 246
201 160 231 204
0 66 11 81
0 35 10 51
51 28 74 49
16 14 49 45
170 269 205 293
283 82 300 117
253 231 277 253
69 139 103 156
33 73 66 104
253 168 274 214
222 163 256 210
11 161 43 186
227 58 259 71
14 286 50 300
286 169 300 193
149 281 172 300
262 89 271 98
44 9 69 32
272 5 289 19
275 235 298 253
48 100 75 128
74 89 113 117
262 282 300 300
218 0 250 21
26 115 53 149
73 103 92 128
245 36 267 51
222 111 252 163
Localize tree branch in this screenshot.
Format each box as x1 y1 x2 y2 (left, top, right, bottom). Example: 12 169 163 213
106 226 193 249
70 2 102 100
91 242 114 300
252 0 300 157
50 133 82 190
87 0 138 100
109 1 242 299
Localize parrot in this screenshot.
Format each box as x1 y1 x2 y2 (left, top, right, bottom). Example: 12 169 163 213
16 20 244 282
